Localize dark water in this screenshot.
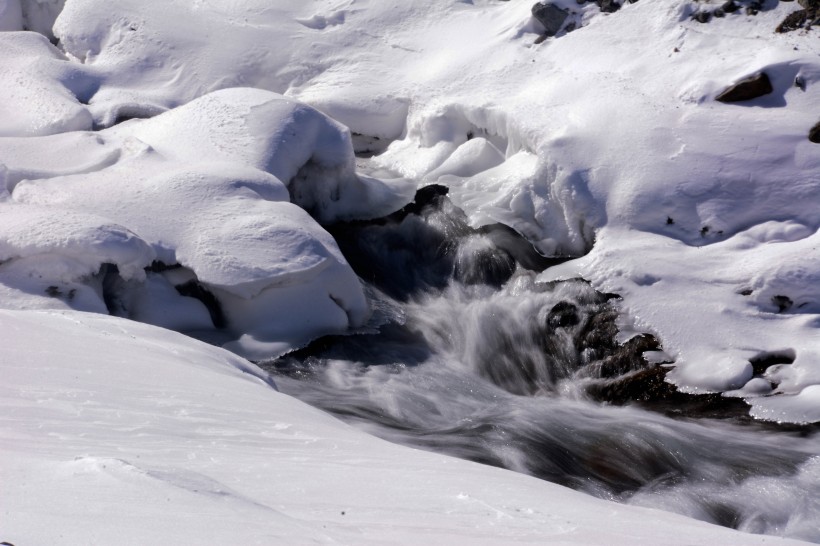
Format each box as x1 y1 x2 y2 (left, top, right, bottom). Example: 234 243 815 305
262 189 820 542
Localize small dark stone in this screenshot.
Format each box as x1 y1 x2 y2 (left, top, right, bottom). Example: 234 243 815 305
795 75 806 90
693 10 712 22
531 2 570 36
700 226 710 237
713 8 725 17
547 301 580 328
721 0 740 12
772 295 794 313
596 0 621 12
809 120 820 143
45 286 61 297
715 72 773 102
666 216 675 225
747 0 762 14
739 288 753 296
146 260 183 273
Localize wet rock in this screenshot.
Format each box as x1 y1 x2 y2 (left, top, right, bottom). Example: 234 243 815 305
531 2 570 36
809 120 820 143
547 301 580 328
453 244 516 287
715 72 773 103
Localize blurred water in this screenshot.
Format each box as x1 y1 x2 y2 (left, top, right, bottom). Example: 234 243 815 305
264 191 820 542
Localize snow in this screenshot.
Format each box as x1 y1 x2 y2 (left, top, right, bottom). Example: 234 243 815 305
1 309 809 545
0 31 92 136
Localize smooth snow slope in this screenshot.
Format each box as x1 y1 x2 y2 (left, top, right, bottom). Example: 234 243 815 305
0 309 809 545
24 0 816 422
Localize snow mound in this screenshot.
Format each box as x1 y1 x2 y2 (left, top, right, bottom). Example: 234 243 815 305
4 88 416 358
0 31 92 136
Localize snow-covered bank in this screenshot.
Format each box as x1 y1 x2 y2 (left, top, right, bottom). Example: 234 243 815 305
1 309 809 545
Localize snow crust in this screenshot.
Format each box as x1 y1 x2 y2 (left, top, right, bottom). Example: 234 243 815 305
2 309 808 545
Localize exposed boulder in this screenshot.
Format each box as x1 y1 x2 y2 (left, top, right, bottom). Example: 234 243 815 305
531 2 570 37
715 72 773 102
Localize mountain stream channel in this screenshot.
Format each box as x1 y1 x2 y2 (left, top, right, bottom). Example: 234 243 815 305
259 171 820 541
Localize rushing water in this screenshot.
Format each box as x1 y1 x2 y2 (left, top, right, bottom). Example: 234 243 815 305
262 188 820 542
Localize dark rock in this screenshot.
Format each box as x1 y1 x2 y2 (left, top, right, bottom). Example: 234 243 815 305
772 295 793 313
721 0 739 12
547 301 580 328
45 285 61 297
777 9 808 32
596 0 621 12
810 120 820 143
531 2 570 36
798 0 819 9
746 0 762 14
713 8 726 17
715 72 773 102
176 280 226 327
750 350 795 375
693 10 712 22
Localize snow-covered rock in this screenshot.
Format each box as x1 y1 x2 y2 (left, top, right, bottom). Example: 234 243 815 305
2 88 415 358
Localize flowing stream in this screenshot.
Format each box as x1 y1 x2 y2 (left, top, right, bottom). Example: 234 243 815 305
262 187 820 542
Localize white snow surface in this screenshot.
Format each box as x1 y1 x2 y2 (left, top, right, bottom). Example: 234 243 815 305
1 308 809 545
